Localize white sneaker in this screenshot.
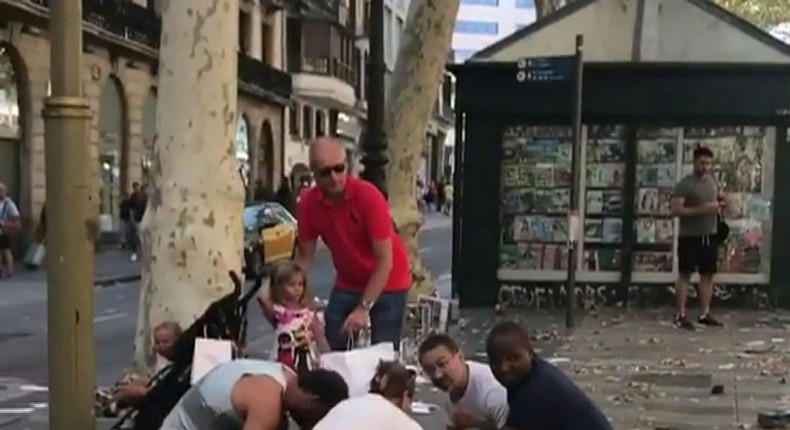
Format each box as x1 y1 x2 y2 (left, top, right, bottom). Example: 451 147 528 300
131 253 138 262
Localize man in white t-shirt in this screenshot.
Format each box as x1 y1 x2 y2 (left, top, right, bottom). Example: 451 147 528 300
419 334 509 430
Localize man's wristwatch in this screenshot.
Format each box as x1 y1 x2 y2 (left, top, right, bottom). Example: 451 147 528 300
359 299 375 312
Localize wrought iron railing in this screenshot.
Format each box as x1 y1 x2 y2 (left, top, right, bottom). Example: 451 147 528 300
238 53 293 99
299 56 356 87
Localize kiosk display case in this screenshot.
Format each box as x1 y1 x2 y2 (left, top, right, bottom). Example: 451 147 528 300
499 125 572 278
582 125 626 275
682 126 775 280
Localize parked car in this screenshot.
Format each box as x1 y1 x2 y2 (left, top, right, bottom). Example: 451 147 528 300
242 201 297 278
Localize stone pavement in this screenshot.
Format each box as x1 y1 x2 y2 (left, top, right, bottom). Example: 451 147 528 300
557 308 790 430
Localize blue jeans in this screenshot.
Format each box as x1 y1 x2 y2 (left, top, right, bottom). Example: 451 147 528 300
324 289 408 351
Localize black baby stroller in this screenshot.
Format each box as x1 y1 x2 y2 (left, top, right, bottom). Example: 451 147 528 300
110 271 266 430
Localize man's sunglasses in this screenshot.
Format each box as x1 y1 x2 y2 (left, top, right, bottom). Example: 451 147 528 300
315 163 346 178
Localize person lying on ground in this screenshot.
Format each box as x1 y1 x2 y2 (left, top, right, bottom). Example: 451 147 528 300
312 360 422 430
159 359 348 430
486 321 614 430
419 333 509 429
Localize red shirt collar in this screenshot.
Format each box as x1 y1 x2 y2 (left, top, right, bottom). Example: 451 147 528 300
320 176 360 206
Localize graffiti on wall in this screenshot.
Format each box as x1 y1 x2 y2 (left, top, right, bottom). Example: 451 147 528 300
497 283 772 310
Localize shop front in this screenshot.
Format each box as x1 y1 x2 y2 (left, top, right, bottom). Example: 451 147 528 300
451 62 790 308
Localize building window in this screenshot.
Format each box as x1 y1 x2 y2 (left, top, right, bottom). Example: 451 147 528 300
289 105 299 136
239 11 251 54
515 0 533 8
302 105 313 140
461 0 499 5
316 111 326 136
454 20 498 35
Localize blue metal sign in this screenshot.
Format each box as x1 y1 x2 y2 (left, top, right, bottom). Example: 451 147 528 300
515 56 575 82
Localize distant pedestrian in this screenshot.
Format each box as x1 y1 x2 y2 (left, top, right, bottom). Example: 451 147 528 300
419 333 509 429
275 175 295 214
0 183 21 278
296 137 411 351
443 181 454 215
670 146 728 330
128 182 147 262
486 322 613 430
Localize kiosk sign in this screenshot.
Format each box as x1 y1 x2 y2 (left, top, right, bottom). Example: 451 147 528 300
516 56 574 82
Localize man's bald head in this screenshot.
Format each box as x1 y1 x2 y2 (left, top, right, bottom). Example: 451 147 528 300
309 137 346 170
309 137 348 197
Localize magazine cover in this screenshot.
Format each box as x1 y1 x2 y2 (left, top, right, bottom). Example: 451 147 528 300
656 219 674 244
633 251 673 272
601 218 622 243
587 163 625 188
583 248 622 271
584 219 603 242
635 218 657 244
586 190 603 214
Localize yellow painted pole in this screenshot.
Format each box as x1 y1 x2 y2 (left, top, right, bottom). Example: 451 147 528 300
42 0 96 428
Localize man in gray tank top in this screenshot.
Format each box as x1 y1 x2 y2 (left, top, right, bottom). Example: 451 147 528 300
670 146 729 331
159 359 348 430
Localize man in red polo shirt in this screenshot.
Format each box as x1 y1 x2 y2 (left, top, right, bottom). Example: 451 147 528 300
296 137 411 351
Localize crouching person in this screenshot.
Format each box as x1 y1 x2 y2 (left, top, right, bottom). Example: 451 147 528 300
160 359 348 430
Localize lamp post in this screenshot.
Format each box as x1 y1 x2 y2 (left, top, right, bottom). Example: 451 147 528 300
42 1 96 429
360 0 388 196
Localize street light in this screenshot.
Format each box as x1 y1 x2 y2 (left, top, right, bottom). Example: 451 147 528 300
360 0 388 196
42 1 96 429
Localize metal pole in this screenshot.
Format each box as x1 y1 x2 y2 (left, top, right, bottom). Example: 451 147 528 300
565 34 584 329
359 0 388 197
43 1 96 429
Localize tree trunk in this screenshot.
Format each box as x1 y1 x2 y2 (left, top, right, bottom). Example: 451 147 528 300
133 0 244 369
385 0 459 299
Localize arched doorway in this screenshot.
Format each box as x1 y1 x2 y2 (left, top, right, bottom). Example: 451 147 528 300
0 44 22 203
235 115 250 193
141 88 157 184
258 120 274 187
98 76 128 232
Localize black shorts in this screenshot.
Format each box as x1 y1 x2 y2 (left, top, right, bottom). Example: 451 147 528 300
678 236 718 275
0 234 9 251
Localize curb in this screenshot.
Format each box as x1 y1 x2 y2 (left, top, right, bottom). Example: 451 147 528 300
89 223 449 288
94 274 141 287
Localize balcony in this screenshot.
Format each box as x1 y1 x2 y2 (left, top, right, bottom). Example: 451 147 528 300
290 56 357 109
18 0 292 99
238 53 293 99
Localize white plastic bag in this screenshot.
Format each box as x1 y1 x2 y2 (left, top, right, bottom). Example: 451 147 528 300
319 342 395 397
190 338 233 385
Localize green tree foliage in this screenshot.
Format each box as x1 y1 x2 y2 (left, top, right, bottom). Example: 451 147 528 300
534 0 788 28
715 0 789 28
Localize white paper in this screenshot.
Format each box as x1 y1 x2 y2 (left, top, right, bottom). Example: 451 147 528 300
319 342 395 397
190 338 233 385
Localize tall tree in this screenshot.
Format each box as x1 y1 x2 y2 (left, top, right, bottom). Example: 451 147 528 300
715 0 789 28
385 0 460 298
133 0 245 368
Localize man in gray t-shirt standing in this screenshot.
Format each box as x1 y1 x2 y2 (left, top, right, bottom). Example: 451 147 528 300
670 146 728 330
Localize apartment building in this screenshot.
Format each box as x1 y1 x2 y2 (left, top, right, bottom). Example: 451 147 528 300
0 0 291 241
452 0 538 62
284 0 455 184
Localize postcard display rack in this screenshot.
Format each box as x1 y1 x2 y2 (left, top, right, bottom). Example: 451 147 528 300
498 125 775 284
499 125 572 281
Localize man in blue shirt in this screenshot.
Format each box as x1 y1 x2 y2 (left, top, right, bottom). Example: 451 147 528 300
485 321 613 430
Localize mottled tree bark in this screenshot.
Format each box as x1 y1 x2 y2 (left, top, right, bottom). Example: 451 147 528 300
133 0 244 369
385 0 459 299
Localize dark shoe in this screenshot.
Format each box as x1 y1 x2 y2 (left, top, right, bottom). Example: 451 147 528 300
674 314 696 331
698 313 724 327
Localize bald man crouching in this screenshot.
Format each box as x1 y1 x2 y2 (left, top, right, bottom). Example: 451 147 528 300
295 137 411 351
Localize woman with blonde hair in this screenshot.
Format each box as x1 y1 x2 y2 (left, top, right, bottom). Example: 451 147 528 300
313 360 422 429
